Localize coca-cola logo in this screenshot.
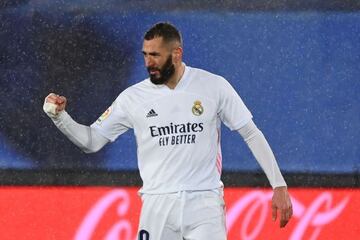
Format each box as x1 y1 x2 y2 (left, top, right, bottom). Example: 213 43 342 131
226 190 349 240
74 189 349 240
74 189 136 240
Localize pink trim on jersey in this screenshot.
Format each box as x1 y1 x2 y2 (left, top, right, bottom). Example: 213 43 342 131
216 129 222 174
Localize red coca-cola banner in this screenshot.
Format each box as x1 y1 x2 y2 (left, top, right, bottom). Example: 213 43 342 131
0 187 357 239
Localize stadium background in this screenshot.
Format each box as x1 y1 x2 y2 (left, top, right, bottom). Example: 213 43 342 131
0 0 359 239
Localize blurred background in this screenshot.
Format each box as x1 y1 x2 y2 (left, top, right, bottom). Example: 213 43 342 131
0 0 359 239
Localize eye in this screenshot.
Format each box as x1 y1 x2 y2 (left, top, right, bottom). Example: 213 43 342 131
151 53 160 57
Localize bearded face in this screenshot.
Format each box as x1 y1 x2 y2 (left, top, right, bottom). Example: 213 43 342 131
147 54 175 85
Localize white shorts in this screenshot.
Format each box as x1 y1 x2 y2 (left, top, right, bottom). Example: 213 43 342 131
137 189 227 240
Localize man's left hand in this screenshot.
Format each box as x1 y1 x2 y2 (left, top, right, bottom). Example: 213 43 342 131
271 186 293 228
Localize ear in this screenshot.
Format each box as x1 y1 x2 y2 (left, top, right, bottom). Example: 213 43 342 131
172 47 183 63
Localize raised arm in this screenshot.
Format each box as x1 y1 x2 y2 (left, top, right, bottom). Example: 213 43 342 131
43 93 109 153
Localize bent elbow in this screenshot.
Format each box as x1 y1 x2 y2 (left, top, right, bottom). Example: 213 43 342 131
81 145 102 154
82 148 95 154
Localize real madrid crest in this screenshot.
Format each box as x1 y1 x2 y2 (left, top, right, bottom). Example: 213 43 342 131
192 100 204 116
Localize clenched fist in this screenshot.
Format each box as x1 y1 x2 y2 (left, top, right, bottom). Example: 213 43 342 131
43 93 67 118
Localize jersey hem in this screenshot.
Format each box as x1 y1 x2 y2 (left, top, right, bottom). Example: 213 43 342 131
138 183 224 195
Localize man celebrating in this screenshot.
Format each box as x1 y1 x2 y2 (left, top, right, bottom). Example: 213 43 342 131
44 22 292 240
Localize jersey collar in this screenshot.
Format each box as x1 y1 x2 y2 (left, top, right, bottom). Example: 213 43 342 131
147 62 190 91
172 62 190 91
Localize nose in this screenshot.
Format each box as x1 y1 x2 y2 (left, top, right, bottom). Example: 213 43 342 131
145 56 154 68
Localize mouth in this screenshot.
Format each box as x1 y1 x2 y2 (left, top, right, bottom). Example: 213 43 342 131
148 67 160 75
149 70 159 75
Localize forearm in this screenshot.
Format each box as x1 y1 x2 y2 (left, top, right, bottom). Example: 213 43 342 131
50 111 109 153
238 120 287 188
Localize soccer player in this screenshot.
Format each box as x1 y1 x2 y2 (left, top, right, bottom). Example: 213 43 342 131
44 22 292 240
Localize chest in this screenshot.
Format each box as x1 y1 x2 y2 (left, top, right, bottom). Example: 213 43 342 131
131 92 218 129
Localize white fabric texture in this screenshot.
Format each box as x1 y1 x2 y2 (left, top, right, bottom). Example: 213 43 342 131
237 120 287 188
43 102 58 117
50 111 109 153
91 64 253 194
138 190 226 240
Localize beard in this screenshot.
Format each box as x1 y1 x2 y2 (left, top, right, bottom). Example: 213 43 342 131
147 55 175 85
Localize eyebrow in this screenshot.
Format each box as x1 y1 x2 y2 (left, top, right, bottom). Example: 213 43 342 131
142 51 161 56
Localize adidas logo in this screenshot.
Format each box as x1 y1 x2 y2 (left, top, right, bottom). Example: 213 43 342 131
146 109 158 118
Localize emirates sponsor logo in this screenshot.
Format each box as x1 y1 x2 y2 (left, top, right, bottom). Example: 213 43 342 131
149 122 204 146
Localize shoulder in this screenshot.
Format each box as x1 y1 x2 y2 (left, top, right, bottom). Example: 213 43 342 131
113 78 152 107
123 78 152 94
186 66 230 89
188 66 222 79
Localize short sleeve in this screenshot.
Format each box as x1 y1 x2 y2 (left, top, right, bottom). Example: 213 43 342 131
91 93 133 142
218 77 253 130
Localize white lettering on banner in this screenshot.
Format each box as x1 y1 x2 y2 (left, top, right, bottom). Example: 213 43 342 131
289 192 349 240
75 189 349 240
74 189 135 240
226 191 349 240
226 191 271 239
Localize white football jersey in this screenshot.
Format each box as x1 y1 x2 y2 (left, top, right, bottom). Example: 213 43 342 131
91 64 252 194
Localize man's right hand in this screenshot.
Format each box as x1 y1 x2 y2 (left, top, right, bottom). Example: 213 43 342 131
43 93 67 117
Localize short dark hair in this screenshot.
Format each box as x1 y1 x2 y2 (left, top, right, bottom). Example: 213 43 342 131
144 22 182 46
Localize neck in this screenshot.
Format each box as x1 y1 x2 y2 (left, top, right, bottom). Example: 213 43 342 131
166 62 185 89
